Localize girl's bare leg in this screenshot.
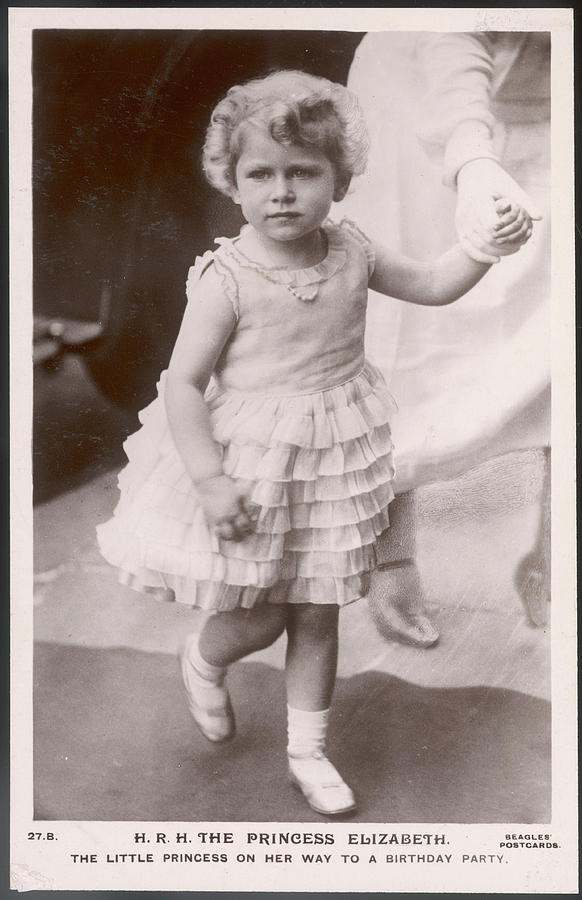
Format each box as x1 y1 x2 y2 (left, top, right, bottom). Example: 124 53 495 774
198 602 288 667
284 603 355 814
182 601 287 742
285 603 339 710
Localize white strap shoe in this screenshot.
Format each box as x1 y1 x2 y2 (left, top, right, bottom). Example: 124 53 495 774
288 752 356 815
180 636 235 743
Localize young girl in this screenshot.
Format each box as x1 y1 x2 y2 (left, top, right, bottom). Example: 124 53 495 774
97 70 532 816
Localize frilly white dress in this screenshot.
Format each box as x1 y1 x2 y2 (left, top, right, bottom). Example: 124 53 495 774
97 219 397 611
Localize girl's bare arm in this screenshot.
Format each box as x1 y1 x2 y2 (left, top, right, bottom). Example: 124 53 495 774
369 241 491 307
166 266 258 541
165 265 236 484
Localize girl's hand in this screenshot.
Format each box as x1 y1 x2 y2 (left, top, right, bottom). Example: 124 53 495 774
491 197 533 248
455 159 541 263
195 474 259 541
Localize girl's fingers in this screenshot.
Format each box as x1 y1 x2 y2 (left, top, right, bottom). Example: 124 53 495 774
239 497 259 529
216 520 235 541
494 220 528 239
494 197 512 216
494 205 523 226
475 229 520 256
216 511 255 542
494 222 531 242
244 501 260 524
496 221 533 245
233 511 254 535
212 487 258 541
498 222 532 243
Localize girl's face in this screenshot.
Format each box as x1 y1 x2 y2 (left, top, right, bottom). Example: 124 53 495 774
232 125 336 245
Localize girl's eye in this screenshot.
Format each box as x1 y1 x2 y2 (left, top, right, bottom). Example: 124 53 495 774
248 170 270 181
291 168 313 179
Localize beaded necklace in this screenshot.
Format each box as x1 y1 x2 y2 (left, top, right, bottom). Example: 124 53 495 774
218 222 347 303
255 270 319 302
251 230 327 303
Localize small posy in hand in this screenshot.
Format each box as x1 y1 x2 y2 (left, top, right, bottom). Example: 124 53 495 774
195 474 259 542
492 197 533 248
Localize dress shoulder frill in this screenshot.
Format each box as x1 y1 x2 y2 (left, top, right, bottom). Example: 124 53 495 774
185 246 241 319
97 226 397 612
338 218 376 278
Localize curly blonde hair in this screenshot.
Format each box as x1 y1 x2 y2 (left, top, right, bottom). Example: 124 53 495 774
202 70 369 199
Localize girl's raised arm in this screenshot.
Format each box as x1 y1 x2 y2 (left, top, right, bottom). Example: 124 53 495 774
369 241 491 307
165 265 237 484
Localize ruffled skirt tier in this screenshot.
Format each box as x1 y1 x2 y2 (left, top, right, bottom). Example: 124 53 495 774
97 361 396 610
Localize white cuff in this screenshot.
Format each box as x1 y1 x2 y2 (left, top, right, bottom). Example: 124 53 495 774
443 122 500 188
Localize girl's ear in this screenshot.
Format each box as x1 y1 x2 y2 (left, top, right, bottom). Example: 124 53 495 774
333 175 351 203
231 186 241 205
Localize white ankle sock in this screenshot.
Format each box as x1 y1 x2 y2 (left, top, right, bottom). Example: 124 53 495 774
186 634 227 684
287 706 329 758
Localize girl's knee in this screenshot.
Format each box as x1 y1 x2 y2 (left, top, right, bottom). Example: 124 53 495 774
264 602 288 634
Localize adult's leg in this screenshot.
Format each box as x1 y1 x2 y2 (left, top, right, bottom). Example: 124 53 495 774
368 490 439 648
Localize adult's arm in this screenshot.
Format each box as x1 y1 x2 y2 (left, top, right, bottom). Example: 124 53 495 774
416 33 540 262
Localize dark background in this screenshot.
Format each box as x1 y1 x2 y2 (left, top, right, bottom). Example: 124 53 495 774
33 30 364 502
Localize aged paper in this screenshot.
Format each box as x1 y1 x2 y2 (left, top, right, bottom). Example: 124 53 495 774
10 6 577 893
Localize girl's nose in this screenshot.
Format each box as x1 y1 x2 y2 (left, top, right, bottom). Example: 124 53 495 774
271 175 294 202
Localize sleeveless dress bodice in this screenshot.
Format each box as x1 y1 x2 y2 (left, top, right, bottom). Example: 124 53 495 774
193 220 372 396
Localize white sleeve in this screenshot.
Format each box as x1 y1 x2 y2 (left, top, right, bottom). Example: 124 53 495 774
415 32 500 186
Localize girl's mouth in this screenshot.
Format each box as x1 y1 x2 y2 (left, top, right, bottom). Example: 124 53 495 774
269 212 300 218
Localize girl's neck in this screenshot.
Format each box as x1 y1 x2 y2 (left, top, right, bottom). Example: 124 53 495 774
244 226 327 270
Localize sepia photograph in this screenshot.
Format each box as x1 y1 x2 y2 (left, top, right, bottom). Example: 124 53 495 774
10 6 576 894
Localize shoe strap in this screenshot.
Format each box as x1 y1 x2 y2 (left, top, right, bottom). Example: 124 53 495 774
289 753 346 787
376 557 416 571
